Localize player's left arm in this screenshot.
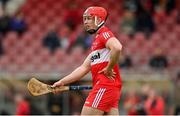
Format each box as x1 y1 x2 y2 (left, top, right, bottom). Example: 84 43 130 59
105 37 122 70
98 37 122 79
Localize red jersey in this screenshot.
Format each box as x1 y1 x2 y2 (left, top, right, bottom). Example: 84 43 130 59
89 26 122 88
84 26 122 112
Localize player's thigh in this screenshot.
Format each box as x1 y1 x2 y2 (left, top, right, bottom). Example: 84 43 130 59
106 108 119 115
81 106 104 115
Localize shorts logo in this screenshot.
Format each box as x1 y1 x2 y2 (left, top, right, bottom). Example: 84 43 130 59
92 88 106 108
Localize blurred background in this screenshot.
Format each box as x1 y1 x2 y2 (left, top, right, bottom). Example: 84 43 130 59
0 0 179 115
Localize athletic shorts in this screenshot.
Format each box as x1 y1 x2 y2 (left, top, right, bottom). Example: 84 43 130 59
84 85 121 112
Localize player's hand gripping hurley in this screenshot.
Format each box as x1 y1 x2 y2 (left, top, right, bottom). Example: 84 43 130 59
27 78 92 96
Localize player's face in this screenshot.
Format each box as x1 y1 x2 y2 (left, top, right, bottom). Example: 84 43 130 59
83 14 97 32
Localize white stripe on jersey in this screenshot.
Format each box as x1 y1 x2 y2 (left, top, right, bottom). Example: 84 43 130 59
102 32 110 39
90 48 110 65
102 33 107 39
92 88 106 108
105 32 110 38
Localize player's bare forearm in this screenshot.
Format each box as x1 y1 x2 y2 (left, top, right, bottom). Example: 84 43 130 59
54 54 91 86
106 48 121 70
59 65 90 85
106 37 122 70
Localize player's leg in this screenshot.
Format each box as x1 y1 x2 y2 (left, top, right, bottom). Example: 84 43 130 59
106 108 119 115
81 106 104 115
106 93 120 115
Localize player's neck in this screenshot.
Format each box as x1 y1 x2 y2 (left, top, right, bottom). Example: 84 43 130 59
96 25 105 35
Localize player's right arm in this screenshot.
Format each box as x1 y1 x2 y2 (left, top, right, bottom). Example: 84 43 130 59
52 54 91 87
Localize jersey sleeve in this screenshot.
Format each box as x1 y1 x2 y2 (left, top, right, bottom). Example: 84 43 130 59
99 31 115 45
